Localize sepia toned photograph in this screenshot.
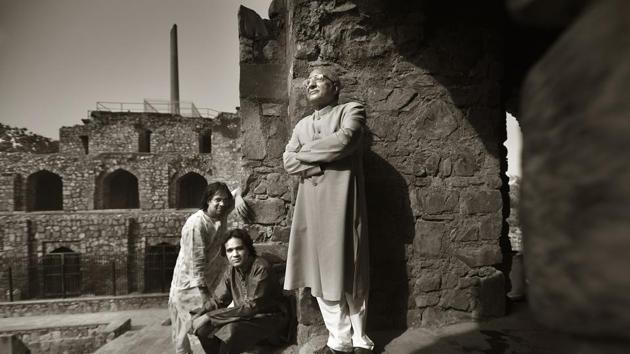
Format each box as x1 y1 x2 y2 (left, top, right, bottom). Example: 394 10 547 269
1 0 628 353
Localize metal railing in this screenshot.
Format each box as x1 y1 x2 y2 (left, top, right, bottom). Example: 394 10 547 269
2 250 178 301
92 99 220 119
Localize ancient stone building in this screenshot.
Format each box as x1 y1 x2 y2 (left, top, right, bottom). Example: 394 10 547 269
0 109 241 300
238 0 630 352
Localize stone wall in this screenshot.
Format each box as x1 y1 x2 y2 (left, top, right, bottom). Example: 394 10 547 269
518 0 630 347
0 151 239 212
4 324 108 354
239 1 509 348
59 112 239 156
287 0 508 330
0 210 243 301
0 294 167 318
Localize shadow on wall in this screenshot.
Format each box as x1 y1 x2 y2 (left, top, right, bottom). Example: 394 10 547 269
363 128 413 332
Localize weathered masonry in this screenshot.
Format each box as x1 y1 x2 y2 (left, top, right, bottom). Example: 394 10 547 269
239 0 630 353
0 110 242 300
238 0 507 345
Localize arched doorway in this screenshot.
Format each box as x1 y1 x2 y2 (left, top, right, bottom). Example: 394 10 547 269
96 169 139 209
144 242 178 293
176 172 207 208
26 170 62 211
43 247 81 298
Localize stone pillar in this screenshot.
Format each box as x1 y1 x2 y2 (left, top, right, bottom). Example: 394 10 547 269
239 1 509 351
519 0 630 351
286 0 507 336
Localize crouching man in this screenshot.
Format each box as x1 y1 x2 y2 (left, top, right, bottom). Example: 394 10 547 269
191 229 288 354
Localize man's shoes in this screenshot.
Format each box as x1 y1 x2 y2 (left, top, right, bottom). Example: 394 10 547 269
353 348 372 354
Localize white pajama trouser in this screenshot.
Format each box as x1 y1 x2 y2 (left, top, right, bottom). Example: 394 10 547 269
316 292 374 352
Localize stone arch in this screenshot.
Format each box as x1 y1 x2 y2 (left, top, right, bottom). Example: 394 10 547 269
43 246 81 298
168 169 211 208
176 172 208 209
95 168 139 209
26 170 63 211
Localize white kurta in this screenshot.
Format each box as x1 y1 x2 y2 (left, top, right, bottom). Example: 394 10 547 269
169 210 227 354
283 102 370 301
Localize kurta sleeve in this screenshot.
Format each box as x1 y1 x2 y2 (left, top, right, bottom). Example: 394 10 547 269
296 102 365 164
204 262 278 323
283 120 323 176
189 222 207 288
203 269 233 312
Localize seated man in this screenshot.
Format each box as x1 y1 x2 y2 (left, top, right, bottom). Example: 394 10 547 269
192 229 288 354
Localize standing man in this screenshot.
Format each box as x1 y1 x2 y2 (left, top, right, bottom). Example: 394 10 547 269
283 67 373 354
191 229 288 353
168 182 249 354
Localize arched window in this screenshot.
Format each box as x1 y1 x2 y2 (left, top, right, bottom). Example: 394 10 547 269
175 172 207 208
26 170 63 211
96 169 139 209
43 247 81 298
144 242 179 293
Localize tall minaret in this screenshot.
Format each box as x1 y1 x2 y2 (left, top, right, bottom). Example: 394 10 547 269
170 24 180 115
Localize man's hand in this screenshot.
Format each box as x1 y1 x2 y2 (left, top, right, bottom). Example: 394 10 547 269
191 313 211 335
198 286 211 306
233 188 253 222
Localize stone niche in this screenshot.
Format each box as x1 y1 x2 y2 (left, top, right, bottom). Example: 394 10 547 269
238 0 509 349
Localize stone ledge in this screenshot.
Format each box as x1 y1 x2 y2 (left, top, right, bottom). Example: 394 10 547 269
0 293 168 318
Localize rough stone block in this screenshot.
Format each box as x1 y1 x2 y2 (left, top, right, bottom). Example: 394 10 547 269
247 197 286 224
256 243 288 263
461 190 502 214
416 100 460 140
439 289 471 311
424 153 441 176
414 292 440 308
416 273 441 292
240 64 287 100
418 188 459 215
296 288 323 326
413 220 445 256
271 226 291 243
240 101 267 160
473 268 505 318
453 225 479 242
439 157 452 177
453 150 476 176
479 215 501 240
262 103 284 117
297 332 327 354
455 245 502 267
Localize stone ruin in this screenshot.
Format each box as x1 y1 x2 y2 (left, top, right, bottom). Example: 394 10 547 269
0 109 242 299
238 0 630 352
1 0 628 353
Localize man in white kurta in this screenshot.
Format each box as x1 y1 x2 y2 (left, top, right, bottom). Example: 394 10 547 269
168 182 247 354
283 68 373 354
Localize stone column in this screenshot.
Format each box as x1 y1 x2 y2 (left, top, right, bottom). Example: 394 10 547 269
240 1 509 351
519 0 630 351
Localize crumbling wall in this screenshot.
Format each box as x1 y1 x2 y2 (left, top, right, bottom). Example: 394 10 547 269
239 0 508 349
286 0 507 332
0 210 225 301
519 0 630 348
0 153 237 211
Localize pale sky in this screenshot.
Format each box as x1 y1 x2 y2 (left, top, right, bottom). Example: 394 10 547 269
0 0 521 176
0 0 272 138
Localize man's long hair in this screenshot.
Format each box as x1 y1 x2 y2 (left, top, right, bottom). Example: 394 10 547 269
199 182 233 211
220 228 257 258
